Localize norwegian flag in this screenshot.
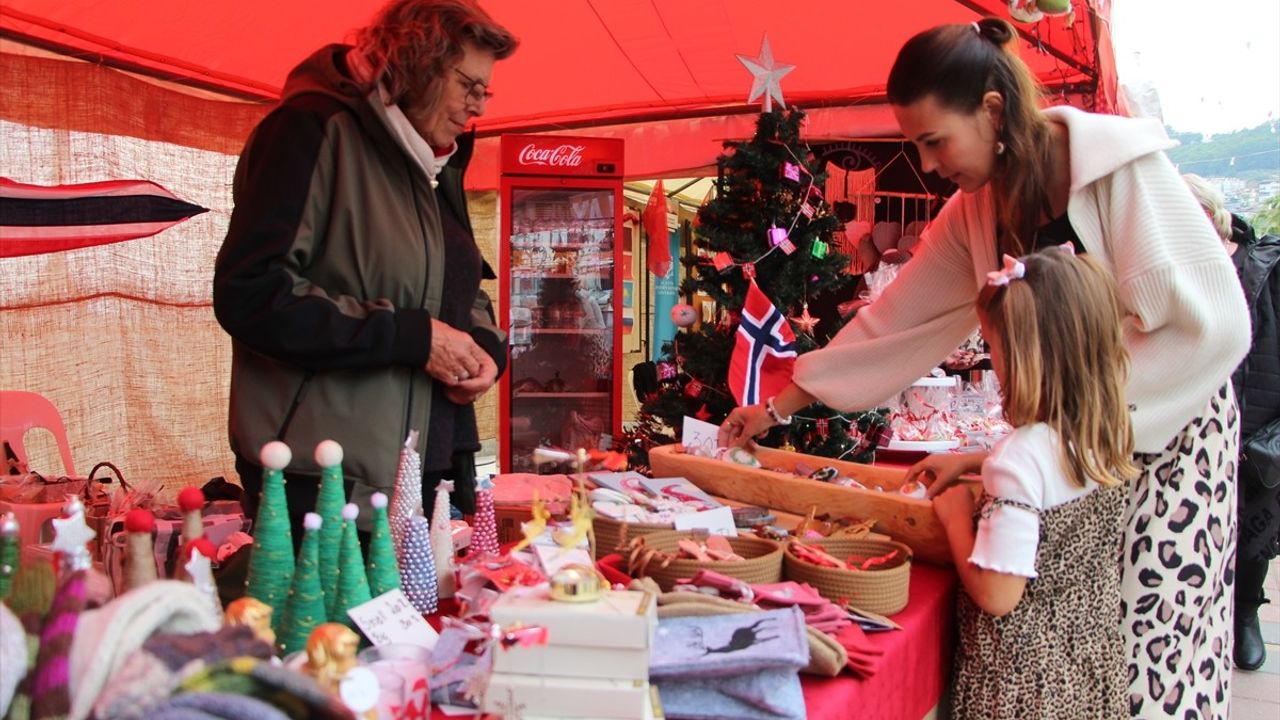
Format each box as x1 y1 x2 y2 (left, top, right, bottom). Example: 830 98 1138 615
729 280 797 406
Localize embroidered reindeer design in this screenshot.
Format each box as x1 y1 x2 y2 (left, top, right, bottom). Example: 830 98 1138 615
703 617 779 655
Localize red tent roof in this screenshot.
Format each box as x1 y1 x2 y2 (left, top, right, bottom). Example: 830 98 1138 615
0 0 1117 187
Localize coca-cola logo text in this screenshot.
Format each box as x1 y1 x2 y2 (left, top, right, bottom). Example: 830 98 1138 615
517 143 586 167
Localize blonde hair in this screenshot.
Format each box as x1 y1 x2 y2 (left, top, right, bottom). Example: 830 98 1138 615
887 17 1054 257
978 250 1137 487
1183 174 1233 242
356 0 518 117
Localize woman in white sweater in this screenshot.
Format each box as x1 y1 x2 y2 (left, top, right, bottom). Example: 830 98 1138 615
720 18 1249 718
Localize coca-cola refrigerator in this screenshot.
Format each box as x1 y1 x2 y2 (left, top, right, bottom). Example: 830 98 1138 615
498 135 625 472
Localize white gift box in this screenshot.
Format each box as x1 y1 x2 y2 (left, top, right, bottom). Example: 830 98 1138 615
483 673 658 719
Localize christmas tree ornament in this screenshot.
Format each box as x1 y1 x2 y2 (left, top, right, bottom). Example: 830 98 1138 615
768 225 789 247
713 251 734 271
366 492 402 598
657 362 677 380
51 495 95 574
810 239 829 259
245 441 294 635
695 404 713 422
279 512 326 655
314 439 346 620
800 201 815 219
817 417 830 439
122 508 158 592
778 238 797 255
471 477 500 558
429 480 457 600
671 303 698 328
741 262 756 279
183 537 221 614
735 34 794 112
334 503 373 625
782 162 801 182
685 379 704 398
390 430 423 561
791 302 819 334
401 515 439 615
0 512 18 599
225 597 276 648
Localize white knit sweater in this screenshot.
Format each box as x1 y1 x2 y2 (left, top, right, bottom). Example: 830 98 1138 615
795 106 1250 452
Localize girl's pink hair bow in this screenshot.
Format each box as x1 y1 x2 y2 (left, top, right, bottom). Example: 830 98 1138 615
986 254 1026 287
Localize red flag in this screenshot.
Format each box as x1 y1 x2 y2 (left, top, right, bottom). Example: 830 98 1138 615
728 280 797 406
644 180 672 277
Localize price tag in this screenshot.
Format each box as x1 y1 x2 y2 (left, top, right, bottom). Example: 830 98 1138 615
681 416 721 457
673 506 738 537
346 589 440 649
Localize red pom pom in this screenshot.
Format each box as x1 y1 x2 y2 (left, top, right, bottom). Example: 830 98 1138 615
124 508 155 533
184 537 217 560
177 487 205 513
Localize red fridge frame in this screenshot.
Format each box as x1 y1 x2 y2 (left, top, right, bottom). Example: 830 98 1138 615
497 134 625 473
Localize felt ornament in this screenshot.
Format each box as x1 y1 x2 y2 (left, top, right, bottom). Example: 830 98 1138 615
0 512 18 599
365 492 402 598
183 537 221 615
401 515 439 615
313 439 346 620
429 480 457 600
244 441 294 635
470 477 500 558
123 508 159 592
51 495 95 577
389 430 423 562
334 503 372 626
278 513 326 656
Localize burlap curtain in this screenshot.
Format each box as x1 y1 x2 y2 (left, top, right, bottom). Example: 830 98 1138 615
0 48 500 497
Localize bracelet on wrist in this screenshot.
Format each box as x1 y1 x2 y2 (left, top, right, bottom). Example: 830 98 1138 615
765 396 792 426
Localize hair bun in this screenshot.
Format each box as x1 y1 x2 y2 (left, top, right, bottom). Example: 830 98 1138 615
976 17 1016 48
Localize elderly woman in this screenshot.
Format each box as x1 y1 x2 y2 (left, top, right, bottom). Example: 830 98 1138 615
1185 174 1280 672
214 0 517 541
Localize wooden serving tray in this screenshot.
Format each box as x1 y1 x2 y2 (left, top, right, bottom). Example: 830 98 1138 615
648 444 976 565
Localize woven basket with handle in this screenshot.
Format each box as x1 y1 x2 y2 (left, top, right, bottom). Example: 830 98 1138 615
624 530 783 591
592 514 671 559
784 537 912 614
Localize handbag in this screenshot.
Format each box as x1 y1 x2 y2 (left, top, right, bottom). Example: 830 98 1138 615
1240 417 1280 489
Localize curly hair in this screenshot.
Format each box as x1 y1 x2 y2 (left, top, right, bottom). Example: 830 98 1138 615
356 0 518 117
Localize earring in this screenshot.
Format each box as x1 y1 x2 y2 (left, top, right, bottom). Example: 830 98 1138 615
995 141 1006 155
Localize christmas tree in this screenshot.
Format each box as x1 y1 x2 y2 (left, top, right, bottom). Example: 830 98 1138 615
278 512 326 656
244 441 294 634
0 512 19 599
334 503 373 625
629 108 887 468
401 515 439 615
314 439 346 620
365 492 402 598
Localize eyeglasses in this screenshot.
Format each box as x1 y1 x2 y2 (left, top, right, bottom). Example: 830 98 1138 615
453 68 494 106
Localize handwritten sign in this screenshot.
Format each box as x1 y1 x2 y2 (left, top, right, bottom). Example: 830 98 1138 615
673 506 738 537
681 416 721 457
347 589 440 649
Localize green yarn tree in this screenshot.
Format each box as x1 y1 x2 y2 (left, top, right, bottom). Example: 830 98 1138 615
0 512 19 599
366 492 401 597
334 503 373 626
244 441 294 633
314 440 346 620
278 512 326 655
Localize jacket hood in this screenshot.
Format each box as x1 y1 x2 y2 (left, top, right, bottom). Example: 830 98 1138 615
280 44 367 110
1044 105 1177 195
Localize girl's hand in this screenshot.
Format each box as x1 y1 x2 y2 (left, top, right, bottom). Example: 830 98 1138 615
932 485 975 529
904 452 987 498
717 405 774 448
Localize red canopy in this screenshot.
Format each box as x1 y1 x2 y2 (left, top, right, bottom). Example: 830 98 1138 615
0 0 1118 188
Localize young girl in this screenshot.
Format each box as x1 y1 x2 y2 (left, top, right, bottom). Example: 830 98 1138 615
932 248 1135 719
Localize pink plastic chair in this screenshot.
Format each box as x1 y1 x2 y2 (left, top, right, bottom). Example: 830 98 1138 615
0 390 77 477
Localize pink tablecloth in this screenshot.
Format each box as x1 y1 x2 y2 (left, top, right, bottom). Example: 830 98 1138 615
429 562 957 720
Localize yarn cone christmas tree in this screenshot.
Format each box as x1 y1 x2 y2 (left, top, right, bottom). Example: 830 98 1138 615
470 476 500 558
334 503 373 626
429 480 456 600
122 508 158 592
626 108 888 469
244 441 294 634
389 430 422 559
401 515 438 615
314 440 346 620
278 512 326 656
366 492 401 598
0 512 18 599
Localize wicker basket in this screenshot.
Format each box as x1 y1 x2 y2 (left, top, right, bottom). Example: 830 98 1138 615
592 515 671 559
783 537 912 614
625 530 783 591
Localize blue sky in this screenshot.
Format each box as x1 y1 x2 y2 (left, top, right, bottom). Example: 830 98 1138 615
1111 0 1280 135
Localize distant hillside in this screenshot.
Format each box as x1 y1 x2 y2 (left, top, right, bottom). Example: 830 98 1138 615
1166 122 1280 179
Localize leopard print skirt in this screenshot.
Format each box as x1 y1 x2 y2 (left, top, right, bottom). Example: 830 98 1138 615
1124 384 1238 719
952 484 1129 720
